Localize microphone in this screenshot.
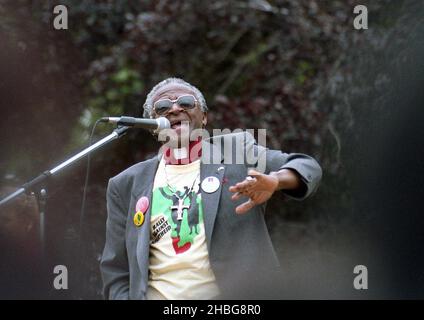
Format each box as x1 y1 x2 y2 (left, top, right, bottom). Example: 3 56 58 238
100 116 170 130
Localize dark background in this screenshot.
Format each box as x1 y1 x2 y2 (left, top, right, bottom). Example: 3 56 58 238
0 0 423 299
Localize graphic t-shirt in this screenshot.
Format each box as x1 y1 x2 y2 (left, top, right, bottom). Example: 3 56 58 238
146 157 220 300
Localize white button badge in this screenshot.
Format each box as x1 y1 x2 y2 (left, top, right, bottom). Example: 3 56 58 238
201 176 220 193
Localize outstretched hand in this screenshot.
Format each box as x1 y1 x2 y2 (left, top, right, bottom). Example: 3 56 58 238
229 169 279 214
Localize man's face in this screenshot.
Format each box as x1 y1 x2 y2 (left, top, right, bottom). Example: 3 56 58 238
151 83 207 146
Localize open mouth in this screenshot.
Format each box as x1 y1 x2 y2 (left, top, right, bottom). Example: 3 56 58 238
170 120 189 129
171 120 182 129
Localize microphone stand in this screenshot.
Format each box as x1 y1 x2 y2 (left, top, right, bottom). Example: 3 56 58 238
0 125 129 258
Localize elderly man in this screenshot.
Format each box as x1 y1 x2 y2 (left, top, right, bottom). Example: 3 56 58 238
100 77 322 299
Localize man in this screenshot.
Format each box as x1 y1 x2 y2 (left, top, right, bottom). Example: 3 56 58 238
100 77 322 299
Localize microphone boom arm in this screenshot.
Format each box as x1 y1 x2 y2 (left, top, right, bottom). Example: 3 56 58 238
0 125 129 207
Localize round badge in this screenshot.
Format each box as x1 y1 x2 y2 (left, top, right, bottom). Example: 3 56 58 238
136 196 149 213
201 176 220 193
133 211 145 227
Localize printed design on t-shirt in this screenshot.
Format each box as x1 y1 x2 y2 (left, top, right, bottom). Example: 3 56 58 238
151 185 203 254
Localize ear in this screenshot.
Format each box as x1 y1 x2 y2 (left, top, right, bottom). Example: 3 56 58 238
150 109 157 119
202 112 208 127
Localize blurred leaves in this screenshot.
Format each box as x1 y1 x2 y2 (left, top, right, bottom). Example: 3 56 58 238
1 0 422 299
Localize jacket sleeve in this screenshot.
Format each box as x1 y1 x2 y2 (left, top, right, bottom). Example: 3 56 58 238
244 132 322 200
100 178 130 300
266 149 322 200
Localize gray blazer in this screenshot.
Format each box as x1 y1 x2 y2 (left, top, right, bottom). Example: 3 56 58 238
100 132 322 299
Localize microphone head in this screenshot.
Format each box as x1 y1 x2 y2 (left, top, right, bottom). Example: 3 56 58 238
156 117 171 130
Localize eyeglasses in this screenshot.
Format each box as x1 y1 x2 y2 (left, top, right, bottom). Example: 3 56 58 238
153 94 198 115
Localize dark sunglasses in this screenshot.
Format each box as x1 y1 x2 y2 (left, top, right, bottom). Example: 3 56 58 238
153 94 198 115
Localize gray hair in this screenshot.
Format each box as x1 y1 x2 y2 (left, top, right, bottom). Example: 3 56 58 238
143 77 208 118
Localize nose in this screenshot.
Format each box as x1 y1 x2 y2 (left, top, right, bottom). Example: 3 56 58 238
167 102 183 115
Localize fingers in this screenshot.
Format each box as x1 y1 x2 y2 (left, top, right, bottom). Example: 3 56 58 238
231 189 259 201
231 192 243 201
229 176 257 194
235 199 256 214
228 169 271 215
247 169 262 177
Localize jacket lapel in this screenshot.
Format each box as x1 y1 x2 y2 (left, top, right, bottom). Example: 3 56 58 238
200 140 224 252
131 156 159 296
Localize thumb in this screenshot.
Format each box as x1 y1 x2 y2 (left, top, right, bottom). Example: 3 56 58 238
247 169 262 178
